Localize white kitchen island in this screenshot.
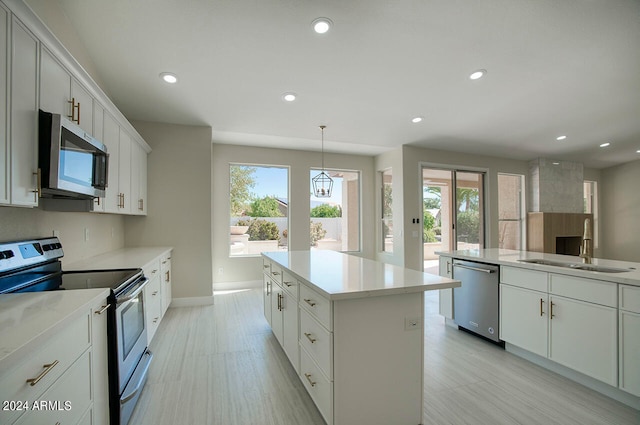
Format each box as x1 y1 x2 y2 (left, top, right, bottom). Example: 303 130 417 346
262 250 460 425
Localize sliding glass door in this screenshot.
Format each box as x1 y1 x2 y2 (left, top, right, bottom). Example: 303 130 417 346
422 167 485 273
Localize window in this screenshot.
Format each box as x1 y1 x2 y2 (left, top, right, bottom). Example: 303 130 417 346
381 169 393 253
310 169 360 252
498 173 525 250
229 164 288 256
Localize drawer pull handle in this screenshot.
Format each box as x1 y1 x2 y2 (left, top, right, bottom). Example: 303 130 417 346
152 269 158 274
304 332 317 344
271 271 280 276
27 360 59 386
165 270 170 282
95 304 111 315
304 299 316 307
283 281 293 287
263 264 270 269
304 373 316 387
539 298 544 316
153 291 158 296
153 317 159 323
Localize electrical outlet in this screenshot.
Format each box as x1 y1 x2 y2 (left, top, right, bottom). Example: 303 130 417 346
404 317 422 331
84 228 90 242
218 268 224 276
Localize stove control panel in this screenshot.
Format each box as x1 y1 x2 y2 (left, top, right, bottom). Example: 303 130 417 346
0 237 64 273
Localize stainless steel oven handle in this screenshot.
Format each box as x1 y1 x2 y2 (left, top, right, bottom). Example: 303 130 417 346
117 277 149 304
120 350 153 404
453 264 495 274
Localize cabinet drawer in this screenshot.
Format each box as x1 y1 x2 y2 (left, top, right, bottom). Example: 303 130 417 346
145 275 163 343
269 263 283 285
501 266 548 292
262 257 271 275
549 274 617 307
300 284 332 330
0 312 90 425
300 347 332 424
300 308 332 379
143 258 161 283
281 270 299 299
620 285 640 313
13 350 93 425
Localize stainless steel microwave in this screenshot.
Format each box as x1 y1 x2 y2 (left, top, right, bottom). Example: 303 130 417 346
38 110 108 199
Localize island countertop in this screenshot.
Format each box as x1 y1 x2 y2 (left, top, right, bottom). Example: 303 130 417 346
263 250 460 300
437 248 640 286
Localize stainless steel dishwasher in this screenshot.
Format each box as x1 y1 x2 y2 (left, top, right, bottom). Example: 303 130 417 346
453 259 501 343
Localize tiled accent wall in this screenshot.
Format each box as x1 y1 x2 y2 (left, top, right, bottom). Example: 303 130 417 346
529 158 584 213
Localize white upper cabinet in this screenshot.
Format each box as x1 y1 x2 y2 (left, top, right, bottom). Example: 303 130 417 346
1 0 150 214
130 140 147 215
0 4 8 204
102 112 121 214
9 16 38 207
40 46 93 135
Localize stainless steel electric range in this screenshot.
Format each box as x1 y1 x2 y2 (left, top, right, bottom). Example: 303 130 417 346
0 237 152 425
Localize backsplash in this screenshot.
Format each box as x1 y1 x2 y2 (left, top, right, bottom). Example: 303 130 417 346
0 207 124 266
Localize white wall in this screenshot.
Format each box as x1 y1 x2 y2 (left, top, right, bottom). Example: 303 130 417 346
127 121 213 300
212 143 375 284
601 159 640 261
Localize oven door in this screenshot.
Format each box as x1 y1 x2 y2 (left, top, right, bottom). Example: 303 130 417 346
115 276 149 394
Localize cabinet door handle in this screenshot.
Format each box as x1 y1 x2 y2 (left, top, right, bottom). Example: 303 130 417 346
540 298 544 316
304 332 317 344
266 281 271 296
446 260 451 275
283 281 293 287
277 293 282 311
304 298 316 307
550 301 555 319
138 198 144 211
304 373 316 387
67 97 80 124
26 360 59 386
31 169 42 201
95 304 111 315
152 291 158 296
165 270 170 282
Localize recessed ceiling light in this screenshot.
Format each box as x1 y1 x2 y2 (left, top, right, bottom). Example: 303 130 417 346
159 72 177 84
552 162 560 165
637 149 640 153
282 92 297 102
600 142 611 148
556 135 567 141
312 17 333 34
411 116 423 123
469 69 486 80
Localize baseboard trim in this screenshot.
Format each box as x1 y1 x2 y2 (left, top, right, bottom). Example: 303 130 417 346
506 343 640 410
213 280 262 291
170 296 215 307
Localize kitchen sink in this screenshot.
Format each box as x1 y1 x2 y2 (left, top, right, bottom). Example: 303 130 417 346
517 259 634 273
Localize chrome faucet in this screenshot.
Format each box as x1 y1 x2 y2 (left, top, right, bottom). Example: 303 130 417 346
579 218 593 264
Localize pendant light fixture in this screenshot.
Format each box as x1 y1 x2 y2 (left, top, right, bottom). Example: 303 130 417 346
312 125 333 198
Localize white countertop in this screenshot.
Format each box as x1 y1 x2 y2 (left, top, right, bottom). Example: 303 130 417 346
65 246 173 271
0 288 109 373
437 249 640 286
263 251 460 300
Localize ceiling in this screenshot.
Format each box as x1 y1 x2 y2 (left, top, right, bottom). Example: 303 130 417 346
52 0 640 168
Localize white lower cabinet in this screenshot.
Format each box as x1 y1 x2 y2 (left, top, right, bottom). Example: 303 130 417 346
548 295 617 386
0 295 109 425
500 284 548 357
160 253 172 315
438 256 453 319
619 285 640 397
263 263 299 371
263 255 425 425
500 266 619 388
144 272 163 345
